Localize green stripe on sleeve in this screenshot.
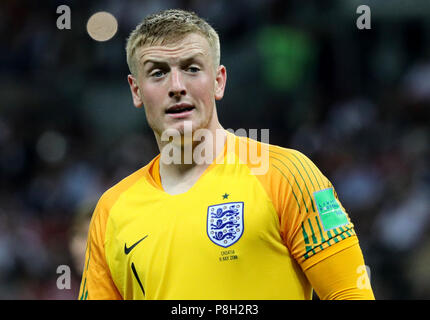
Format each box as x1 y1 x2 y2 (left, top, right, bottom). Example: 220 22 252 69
80 278 87 300
272 163 301 213
301 222 310 244
314 216 326 243
271 151 315 212
307 218 318 244
270 156 309 213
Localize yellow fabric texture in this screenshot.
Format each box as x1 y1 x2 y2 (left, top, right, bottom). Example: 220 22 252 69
78 168 145 300
305 243 375 300
78 131 374 299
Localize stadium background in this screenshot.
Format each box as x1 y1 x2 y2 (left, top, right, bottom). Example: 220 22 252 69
0 0 429 299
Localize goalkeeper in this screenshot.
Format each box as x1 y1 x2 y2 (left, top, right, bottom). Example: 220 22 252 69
79 9 374 300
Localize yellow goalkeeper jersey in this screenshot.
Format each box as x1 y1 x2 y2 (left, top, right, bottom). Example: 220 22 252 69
79 131 358 300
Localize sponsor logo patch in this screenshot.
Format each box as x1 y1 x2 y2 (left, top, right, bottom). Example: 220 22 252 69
313 188 348 231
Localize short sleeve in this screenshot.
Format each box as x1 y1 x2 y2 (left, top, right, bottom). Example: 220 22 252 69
269 148 359 271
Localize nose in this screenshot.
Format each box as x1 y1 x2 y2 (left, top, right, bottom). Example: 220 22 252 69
168 68 186 98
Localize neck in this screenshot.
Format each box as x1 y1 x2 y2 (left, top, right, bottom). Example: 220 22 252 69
155 120 227 195
156 121 226 177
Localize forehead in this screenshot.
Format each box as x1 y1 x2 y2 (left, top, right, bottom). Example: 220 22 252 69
137 33 211 64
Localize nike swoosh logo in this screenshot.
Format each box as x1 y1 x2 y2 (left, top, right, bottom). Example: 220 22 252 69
124 235 148 255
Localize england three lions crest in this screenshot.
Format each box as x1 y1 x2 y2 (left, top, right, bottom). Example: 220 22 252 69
207 202 244 248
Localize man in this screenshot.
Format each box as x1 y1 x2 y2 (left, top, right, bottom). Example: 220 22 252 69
78 9 374 300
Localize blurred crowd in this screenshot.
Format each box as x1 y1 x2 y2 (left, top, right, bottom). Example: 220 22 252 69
0 0 429 299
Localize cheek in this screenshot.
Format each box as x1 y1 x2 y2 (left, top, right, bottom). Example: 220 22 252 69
191 76 215 105
141 84 165 114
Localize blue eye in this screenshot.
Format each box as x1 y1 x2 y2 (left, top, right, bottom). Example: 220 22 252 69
151 70 165 77
188 67 200 73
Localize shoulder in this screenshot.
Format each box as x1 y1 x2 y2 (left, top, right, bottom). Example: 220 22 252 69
95 156 158 216
267 144 325 181
267 143 330 199
234 134 330 209
234 133 324 182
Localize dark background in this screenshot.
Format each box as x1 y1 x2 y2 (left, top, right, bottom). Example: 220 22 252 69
0 0 429 299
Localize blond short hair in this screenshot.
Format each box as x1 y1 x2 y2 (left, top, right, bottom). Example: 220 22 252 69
126 9 220 76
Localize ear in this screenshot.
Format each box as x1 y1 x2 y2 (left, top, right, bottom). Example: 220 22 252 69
127 74 144 108
214 65 227 101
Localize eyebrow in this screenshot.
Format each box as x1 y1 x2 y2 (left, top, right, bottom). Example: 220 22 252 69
142 53 205 67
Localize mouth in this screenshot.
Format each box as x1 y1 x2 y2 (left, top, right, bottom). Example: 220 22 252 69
165 103 195 118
